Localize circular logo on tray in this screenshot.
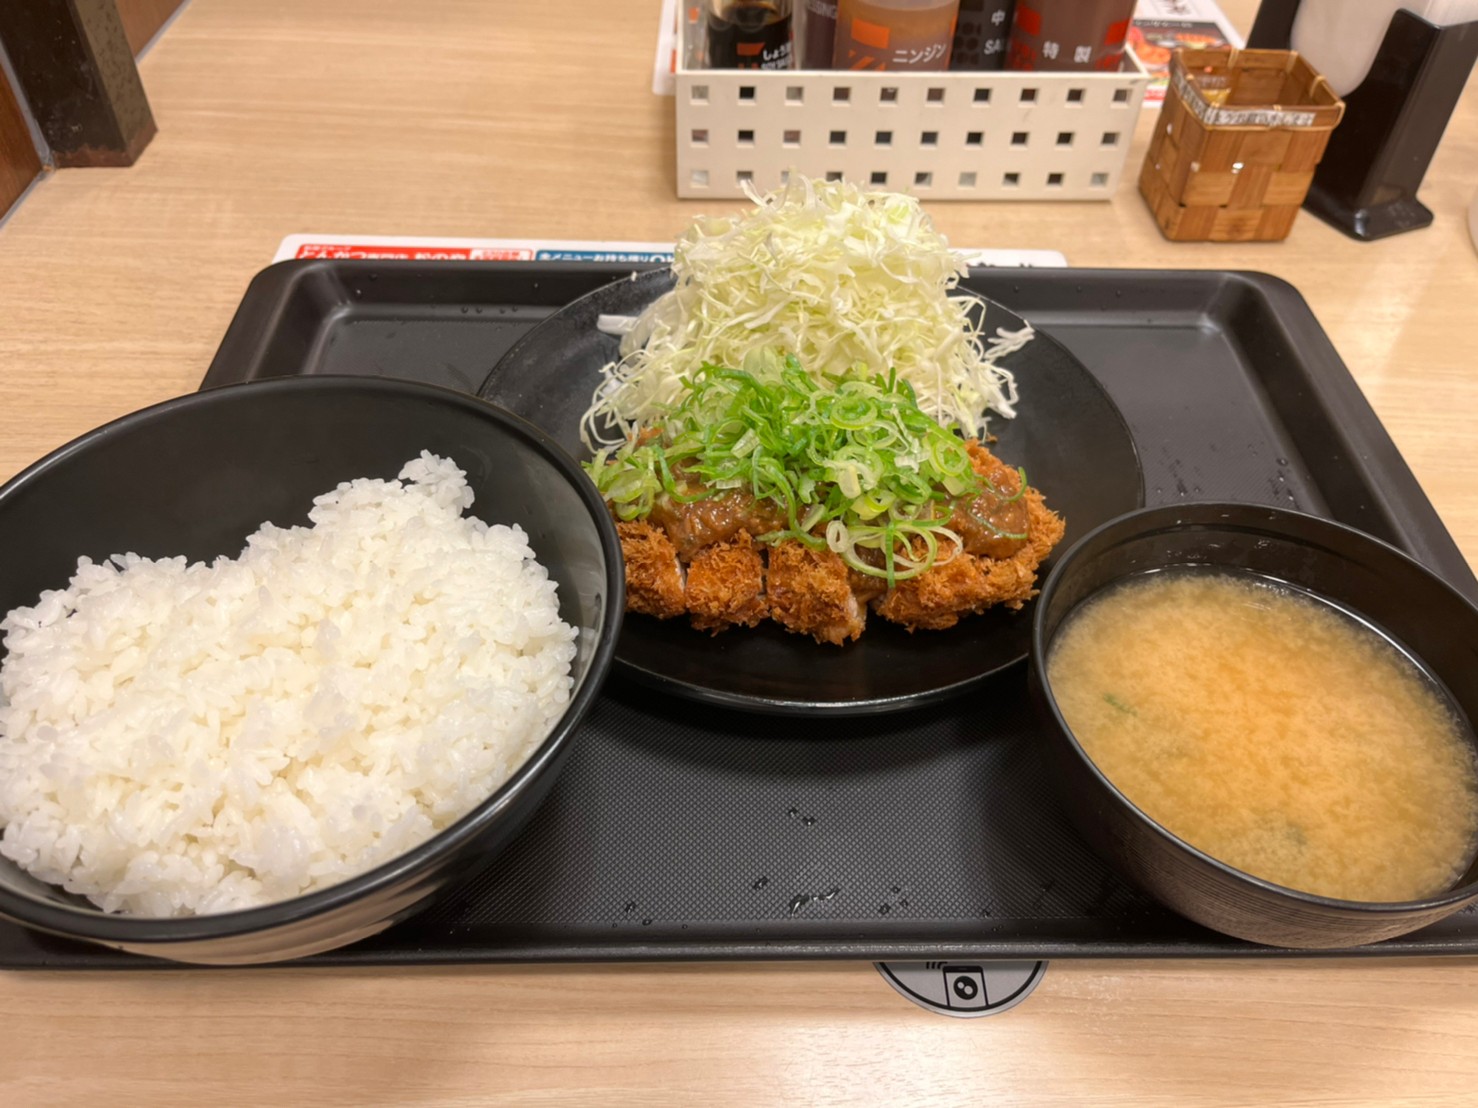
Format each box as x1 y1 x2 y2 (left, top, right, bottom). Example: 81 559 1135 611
875 960 1048 1018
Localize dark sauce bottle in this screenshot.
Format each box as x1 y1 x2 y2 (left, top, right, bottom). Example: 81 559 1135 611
707 0 793 70
800 0 838 69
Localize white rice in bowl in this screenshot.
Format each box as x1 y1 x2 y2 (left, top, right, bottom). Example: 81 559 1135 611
0 452 578 917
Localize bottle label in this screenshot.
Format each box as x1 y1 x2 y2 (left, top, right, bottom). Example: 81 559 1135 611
833 0 956 71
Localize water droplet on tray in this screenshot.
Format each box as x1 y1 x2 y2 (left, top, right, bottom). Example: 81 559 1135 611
642 918 652 926
752 876 769 890
788 887 841 916
624 901 636 913
801 816 816 826
879 904 891 914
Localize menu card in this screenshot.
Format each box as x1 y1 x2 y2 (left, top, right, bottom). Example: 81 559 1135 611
1129 0 1246 107
272 234 1067 267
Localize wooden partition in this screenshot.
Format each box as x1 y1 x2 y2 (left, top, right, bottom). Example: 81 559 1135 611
0 64 41 219
0 0 180 220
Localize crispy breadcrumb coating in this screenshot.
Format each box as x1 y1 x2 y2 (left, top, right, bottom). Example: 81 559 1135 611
872 489 1064 630
686 531 767 633
871 541 993 631
766 541 866 645
615 520 686 620
608 443 1064 643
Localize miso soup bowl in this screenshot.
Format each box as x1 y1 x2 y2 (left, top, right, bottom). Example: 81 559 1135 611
1028 502 1478 950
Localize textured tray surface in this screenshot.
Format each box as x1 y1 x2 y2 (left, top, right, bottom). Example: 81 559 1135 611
5 262 1474 967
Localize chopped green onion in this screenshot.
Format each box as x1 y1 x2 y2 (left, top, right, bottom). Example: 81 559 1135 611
584 352 986 587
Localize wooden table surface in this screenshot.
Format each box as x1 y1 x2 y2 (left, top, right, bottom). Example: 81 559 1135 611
2 2 1477 1104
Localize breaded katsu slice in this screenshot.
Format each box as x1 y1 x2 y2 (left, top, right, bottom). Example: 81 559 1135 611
874 486 1067 630
871 541 995 631
1020 487 1066 566
686 531 767 633
615 519 686 619
606 436 1065 642
767 541 865 646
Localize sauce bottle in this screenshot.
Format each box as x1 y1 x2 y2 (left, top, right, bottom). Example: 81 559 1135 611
832 0 960 71
950 0 1013 71
799 0 839 68
707 0 795 70
1006 0 1136 71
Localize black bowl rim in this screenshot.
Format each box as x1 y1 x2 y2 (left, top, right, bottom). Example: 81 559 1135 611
1031 500 1478 916
0 375 625 943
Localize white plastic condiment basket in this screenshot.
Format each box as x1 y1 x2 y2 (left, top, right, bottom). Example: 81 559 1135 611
673 18 1151 201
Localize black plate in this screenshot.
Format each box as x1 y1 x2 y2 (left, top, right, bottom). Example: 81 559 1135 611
481 269 1144 715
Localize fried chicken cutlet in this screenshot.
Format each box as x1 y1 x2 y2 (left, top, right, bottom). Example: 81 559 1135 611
608 442 1064 644
687 530 767 632
615 520 686 620
767 541 866 645
873 488 1065 630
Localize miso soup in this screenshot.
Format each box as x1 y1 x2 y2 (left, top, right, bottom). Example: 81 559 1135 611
1046 569 1478 902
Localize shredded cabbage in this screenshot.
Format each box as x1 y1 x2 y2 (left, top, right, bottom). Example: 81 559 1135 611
580 176 1031 449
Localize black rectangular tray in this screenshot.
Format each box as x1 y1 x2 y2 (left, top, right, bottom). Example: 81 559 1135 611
6 261 1476 968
